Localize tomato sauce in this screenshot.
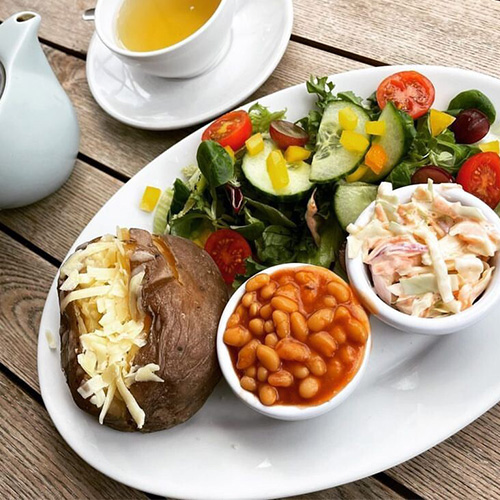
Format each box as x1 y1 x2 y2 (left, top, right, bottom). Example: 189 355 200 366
223 266 370 407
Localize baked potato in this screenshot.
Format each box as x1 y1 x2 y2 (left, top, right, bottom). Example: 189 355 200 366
58 228 228 432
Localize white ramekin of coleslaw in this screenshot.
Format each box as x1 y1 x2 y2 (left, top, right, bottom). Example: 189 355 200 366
345 181 500 335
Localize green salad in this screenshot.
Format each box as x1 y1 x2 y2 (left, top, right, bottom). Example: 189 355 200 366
148 71 500 287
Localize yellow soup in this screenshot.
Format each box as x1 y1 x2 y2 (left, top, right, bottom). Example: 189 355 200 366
116 0 221 52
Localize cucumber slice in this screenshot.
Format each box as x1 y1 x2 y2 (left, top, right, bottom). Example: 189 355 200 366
334 182 378 230
153 187 174 234
241 140 313 202
360 102 415 183
310 101 371 183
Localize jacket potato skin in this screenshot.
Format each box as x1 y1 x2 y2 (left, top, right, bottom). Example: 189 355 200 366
59 229 228 432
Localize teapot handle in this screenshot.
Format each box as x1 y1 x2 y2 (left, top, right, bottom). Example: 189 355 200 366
0 12 41 69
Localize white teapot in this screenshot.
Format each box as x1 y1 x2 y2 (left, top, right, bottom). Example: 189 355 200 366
0 12 79 209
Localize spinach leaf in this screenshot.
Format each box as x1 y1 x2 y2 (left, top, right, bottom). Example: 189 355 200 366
447 89 496 124
231 209 265 240
387 160 417 189
196 140 234 188
169 211 213 239
297 215 343 268
170 178 191 216
245 198 296 228
256 226 297 265
248 103 287 133
231 221 265 240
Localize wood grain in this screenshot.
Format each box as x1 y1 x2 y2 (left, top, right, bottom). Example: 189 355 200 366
42 46 187 179
292 0 500 78
386 405 500 499
5 0 500 81
0 370 146 499
40 41 366 179
0 231 55 391
0 0 94 55
278 477 402 500
0 159 122 262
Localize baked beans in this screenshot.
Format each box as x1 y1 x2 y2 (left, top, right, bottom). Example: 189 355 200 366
223 266 370 407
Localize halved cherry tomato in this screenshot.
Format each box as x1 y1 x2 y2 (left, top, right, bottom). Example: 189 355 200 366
456 152 500 208
204 229 252 284
376 71 435 119
269 120 309 150
411 166 454 185
202 111 252 151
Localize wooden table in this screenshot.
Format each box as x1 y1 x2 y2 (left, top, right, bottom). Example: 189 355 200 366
1 0 500 498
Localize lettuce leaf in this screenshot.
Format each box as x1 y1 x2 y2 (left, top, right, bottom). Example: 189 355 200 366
248 103 286 134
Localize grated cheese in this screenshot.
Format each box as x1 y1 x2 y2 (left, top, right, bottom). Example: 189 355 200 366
60 230 163 429
45 329 57 350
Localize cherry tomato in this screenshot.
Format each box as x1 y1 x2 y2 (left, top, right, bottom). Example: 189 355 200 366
411 166 454 184
269 120 309 150
202 111 252 151
456 152 500 208
204 229 252 284
450 109 490 144
376 71 435 119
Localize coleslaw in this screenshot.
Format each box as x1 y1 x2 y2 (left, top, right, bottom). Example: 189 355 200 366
347 181 500 317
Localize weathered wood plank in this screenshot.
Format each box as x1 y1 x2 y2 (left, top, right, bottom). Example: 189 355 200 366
0 370 146 499
0 0 95 55
0 231 54 391
278 477 402 500
292 0 500 78
6 0 500 79
42 46 186 179
0 159 122 262
4 0 500 82
386 403 500 499
42 41 366 179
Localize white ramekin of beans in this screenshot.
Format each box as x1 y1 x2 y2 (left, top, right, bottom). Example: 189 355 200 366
216 263 372 420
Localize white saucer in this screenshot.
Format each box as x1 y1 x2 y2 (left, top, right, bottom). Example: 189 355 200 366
86 0 293 130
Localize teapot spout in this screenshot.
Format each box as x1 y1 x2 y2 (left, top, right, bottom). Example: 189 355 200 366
0 12 41 69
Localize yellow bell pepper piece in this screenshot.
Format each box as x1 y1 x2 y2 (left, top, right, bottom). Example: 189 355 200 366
339 107 358 131
340 130 370 153
140 186 162 212
224 145 235 161
267 150 289 190
284 145 311 163
429 109 455 137
245 133 264 156
479 141 500 153
346 165 369 182
365 120 386 136
364 144 388 175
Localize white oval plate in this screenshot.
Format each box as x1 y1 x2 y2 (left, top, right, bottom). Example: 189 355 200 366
86 0 293 130
38 66 500 500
